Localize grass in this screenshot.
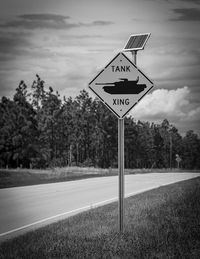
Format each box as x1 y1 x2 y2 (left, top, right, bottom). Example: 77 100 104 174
0 177 200 258
0 167 196 189
0 167 156 189
0 167 115 189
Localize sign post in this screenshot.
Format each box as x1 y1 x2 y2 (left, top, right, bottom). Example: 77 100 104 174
132 50 137 65
118 118 124 233
89 34 153 234
176 154 181 169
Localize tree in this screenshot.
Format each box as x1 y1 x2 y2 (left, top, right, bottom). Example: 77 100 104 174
37 85 62 167
0 81 37 168
124 117 138 168
182 130 200 169
1 76 199 170
31 74 46 111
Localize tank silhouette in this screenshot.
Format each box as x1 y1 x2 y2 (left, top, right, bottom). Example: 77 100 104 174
95 77 147 94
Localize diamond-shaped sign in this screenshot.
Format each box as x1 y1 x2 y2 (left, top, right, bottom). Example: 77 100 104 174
89 52 154 118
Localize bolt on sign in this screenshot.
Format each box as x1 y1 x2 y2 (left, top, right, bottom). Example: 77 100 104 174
89 52 154 118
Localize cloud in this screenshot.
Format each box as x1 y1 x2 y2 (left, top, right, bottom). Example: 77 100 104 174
149 0 200 4
0 31 31 57
173 0 200 3
171 8 200 21
0 14 114 30
130 86 198 122
20 14 70 21
141 40 200 91
186 107 200 121
91 21 114 26
0 14 78 30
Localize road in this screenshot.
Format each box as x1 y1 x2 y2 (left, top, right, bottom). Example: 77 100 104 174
0 172 199 240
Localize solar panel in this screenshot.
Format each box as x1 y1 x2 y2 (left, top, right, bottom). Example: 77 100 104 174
123 33 150 51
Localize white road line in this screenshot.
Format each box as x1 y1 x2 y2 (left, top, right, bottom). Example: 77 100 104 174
0 187 160 237
0 197 117 237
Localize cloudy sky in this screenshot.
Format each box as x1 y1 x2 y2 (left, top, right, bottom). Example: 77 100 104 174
0 0 200 135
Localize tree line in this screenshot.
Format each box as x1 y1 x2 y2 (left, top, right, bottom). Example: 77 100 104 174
0 75 200 169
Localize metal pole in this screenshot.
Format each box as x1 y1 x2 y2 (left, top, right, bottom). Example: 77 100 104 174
118 118 124 233
132 50 137 65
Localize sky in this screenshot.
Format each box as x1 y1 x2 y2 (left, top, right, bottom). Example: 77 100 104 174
0 0 200 136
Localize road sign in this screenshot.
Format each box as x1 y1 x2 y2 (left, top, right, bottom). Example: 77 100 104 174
176 154 181 169
176 154 181 163
89 52 154 119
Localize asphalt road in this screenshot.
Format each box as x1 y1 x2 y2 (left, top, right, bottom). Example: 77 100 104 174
0 172 199 240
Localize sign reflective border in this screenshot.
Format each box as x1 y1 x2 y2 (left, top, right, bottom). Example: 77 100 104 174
89 52 154 118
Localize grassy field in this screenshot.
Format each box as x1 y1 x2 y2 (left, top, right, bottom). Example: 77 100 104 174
0 177 200 258
0 167 157 189
0 167 116 189
0 167 194 189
